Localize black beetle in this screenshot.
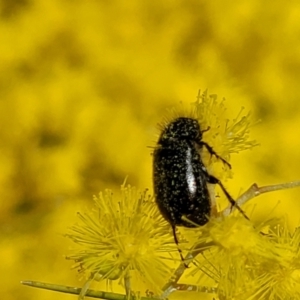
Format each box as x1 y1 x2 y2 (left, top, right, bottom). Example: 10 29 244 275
153 117 247 264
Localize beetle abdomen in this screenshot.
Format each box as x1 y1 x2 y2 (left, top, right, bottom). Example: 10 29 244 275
153 139 211 227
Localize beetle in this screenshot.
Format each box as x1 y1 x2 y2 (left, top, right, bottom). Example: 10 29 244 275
153 117 248 264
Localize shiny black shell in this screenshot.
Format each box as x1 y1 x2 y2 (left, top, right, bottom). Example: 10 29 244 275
153 117 211 227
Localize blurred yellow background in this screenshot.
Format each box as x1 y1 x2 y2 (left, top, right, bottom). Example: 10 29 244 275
1 1 300 299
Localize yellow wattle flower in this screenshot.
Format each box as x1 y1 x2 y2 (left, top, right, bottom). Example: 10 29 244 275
65 184 177 294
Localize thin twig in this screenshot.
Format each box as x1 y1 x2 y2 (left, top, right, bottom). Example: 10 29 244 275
21 281 161 300
161 241 215 298
174 283 218 293
222 180 300 217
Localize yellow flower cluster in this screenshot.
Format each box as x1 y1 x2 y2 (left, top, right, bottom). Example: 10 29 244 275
193 90 258 158
188 215 300 299
66 183 177 295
